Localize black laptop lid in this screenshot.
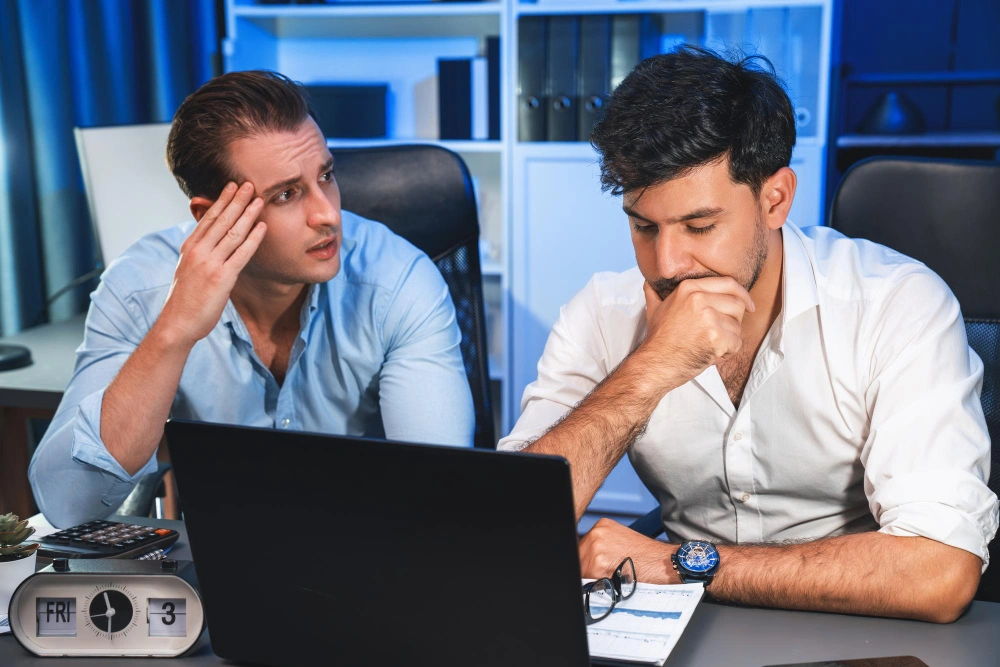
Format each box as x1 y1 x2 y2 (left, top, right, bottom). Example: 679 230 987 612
165 420 590 667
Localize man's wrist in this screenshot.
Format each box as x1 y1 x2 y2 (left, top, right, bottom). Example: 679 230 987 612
621 346 685 402
147 315 198 357
635 542 684 586
658 542 684 585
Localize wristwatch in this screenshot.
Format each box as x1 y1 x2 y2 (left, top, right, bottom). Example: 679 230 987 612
671 541 720 586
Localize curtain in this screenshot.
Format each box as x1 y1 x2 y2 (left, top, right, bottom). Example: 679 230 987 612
0 0 219 336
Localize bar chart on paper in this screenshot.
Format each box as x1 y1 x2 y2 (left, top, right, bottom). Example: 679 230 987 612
586 583 704 666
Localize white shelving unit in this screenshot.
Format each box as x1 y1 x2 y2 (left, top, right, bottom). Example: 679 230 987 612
224 0 511 405
326 138 503 152
224 0 832 519
230 2 502 38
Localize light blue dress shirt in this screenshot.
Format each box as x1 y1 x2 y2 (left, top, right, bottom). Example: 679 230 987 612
30 211 475 527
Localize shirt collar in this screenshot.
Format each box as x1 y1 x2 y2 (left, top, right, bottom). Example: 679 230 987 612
301 282 322 327
220 299 240 330
776 221 821 346
765 221 819 357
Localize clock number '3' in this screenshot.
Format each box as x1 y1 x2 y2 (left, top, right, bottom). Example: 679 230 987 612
161 602 176 626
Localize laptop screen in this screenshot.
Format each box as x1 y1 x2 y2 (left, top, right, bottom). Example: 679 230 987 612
166 419 590 667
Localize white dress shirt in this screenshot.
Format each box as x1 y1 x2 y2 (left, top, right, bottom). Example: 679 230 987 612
499 221 998 569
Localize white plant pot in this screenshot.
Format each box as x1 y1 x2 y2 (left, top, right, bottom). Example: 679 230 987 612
0 551 37 616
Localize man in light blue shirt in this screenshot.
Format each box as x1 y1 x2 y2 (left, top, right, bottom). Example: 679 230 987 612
30 70 475 528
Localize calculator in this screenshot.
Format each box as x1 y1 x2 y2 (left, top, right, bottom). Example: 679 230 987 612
32 520 179 560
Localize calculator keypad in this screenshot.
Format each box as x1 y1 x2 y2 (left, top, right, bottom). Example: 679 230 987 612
39 520 177 559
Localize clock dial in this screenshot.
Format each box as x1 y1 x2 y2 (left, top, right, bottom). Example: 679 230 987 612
88 589 134 634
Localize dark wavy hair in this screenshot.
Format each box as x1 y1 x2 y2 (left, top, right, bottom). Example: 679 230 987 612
590 45 796 197
167 70 317 199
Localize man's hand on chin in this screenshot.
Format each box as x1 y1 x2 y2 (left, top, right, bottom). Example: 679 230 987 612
579 518 681 585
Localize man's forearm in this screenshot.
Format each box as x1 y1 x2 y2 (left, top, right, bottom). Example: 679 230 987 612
524 349 675 519
714 532 982 622
101 320 194 476
636 532 981 623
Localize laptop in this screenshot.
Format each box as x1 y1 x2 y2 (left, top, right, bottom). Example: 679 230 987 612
164 420 591 667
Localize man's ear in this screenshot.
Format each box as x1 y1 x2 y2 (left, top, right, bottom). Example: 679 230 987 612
189 197 214 223
761 167 797 230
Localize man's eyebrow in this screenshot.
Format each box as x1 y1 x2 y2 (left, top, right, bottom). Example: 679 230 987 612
261 174 302 200
622 205 725 225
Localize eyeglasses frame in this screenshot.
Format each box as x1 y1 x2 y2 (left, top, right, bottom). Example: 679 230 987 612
582 557 637 625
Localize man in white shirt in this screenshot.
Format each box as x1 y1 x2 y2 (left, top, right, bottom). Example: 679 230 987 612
498 46 998 623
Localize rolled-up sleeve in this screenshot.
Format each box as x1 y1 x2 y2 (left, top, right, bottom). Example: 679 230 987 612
29 278 158 528
861 266 999 571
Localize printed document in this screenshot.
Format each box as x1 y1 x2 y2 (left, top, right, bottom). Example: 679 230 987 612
586 582 704 665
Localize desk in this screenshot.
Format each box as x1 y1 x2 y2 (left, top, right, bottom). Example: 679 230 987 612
0 316 86 517
1 518 997 666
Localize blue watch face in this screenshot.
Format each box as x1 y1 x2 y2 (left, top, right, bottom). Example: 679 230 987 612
678 541 719 573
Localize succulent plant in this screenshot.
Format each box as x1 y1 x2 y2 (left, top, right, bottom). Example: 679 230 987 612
0 512 39 562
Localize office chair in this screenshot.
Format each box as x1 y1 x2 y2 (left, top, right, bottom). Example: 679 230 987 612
629 156 1000 603
330 145 495 450
829 156 1000 603
75 124 191 266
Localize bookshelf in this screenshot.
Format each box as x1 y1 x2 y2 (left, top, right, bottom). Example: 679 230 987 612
836 132 1000 149
824 0 1000 224
224 0 833 519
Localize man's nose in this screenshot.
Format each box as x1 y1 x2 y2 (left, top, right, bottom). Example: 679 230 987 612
307 187 340 229
656 234 695 279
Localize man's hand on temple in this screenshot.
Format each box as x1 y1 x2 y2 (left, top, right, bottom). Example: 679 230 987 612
158 181 267 347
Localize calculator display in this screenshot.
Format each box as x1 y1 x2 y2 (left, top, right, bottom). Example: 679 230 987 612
36 598 77 637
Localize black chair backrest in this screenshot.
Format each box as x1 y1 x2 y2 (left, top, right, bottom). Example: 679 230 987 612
830 156 1000 602
331 145 495 450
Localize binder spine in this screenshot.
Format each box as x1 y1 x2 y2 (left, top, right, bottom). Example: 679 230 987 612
439 58 473 140
610 15 641 92
577 16 611 143
487 36 501 141
518 17 548 142
546 16 580 142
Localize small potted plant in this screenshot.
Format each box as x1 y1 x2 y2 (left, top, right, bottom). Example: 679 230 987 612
0 513 39 615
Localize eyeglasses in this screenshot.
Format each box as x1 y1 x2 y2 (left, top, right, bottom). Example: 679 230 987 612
582 557 637 625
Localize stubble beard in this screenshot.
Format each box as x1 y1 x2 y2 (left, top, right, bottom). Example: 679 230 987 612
648 209 769 301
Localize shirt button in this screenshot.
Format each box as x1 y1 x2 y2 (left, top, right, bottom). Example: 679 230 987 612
733 432 743 441
279 418 290 429
740 493 751 503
